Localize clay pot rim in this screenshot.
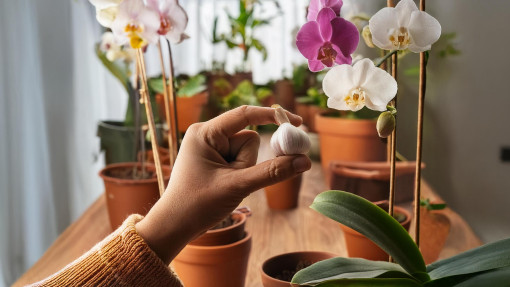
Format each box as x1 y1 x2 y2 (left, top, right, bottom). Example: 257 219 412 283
183 231 252 250
340 204 412 237
99 162 171 184
315 112 378 136
204 212 246 235
260 251 338 284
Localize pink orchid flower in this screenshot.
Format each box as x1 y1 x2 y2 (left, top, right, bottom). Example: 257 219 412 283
307 0 343 21
146 0 189 44
296 8 359 72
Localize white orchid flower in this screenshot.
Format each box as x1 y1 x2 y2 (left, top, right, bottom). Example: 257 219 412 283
323 58 397 112
100 32 136 62
146 0 189 43
89 0 124 28
368 0 441 53
111 0 160 49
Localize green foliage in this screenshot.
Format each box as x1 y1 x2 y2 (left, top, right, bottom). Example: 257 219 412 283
296 87 328 108
212 0 280 70
291 190 510 286
95 44 130 92
147 74 207 98
221 80 269 110
420 198 446 211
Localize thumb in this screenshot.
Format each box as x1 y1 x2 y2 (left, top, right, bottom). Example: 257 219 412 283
234 154 311 194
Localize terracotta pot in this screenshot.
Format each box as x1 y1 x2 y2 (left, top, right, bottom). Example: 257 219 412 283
172 232 252 287
340 203 411 261
99 162 171 229
295 104 329 133
419 206 451 264
260 251 336 287
329 161 425 203
190 212 247 246
315 113 386 175
264 174 303 210
156 92 209 133
274 80 295 112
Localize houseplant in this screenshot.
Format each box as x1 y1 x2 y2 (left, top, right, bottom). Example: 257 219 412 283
291 191 510 286
150 73 209 133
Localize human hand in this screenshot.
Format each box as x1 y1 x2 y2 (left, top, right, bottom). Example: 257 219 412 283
136 106 311 264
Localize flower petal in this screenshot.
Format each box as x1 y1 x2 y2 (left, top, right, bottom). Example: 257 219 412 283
323 64 355 102
359 61 398 110
308 60 325 72
330 17 359 57
307 0 321 21
369 7 398 50
331 44 352 65
89 0 123 10
321 0 343 16
327 97 350 111
351 58 373 87
408 10 441 52
165 1 189 43
317 8 337 41
96 6 118 28
296 21 324 60
138 8 161 44
146 0 160 11
394 0 419 27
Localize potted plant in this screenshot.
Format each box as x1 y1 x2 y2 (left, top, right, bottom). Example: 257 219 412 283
211 0 280 82
291 191 510 286
172 209 252 287
261 251 336 287
295 86 330 133
419 199 451 265
329 160 425 203
150 73 209 133
220 80 272 111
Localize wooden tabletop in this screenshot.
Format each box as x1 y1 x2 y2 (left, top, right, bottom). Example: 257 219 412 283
14 135 482 287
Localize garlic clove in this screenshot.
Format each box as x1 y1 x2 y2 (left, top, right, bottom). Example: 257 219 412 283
271 123 311 156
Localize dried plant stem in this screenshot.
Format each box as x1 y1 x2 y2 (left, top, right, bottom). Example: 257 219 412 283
134 63 146 175
157 40 175 167
414 0 427 247
166 40 179 161
388 52 398 218
136 49 165 196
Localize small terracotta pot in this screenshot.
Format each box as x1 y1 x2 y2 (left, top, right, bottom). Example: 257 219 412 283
315 113 386 175
156 92 209 133
329 161 425 203
260 251 336 287
340 203 411 261
172 232 252 287
99 162 171 229
420 206 451 264
264 174 303 210
190 212 247 246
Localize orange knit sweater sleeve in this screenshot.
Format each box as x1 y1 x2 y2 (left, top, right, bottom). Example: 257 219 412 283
29 215 183 287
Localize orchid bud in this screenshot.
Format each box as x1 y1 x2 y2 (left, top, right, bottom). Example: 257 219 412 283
376 111 396 138
270 105 311 156
362 25 375 48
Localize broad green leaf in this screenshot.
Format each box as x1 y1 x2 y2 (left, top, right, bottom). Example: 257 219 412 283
291 257 413 285
303 278 424 287
427 238 510 280
311 191 427 281
177 75 207 97
452 267 510 287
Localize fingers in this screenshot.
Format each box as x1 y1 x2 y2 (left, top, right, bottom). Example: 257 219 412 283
228 130 260 169
233 154 311 194
206 105 302 138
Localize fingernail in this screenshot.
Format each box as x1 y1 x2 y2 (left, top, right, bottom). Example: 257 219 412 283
293 156 310 173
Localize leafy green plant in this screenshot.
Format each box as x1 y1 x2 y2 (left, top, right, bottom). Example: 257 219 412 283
296 87 328 109
148 74 207 98
291 191 510 286
220 80 271 110
212 0 281 71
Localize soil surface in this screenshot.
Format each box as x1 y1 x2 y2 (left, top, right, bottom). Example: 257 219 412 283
211 214 241 230
106 166 155 180
274 260 313 282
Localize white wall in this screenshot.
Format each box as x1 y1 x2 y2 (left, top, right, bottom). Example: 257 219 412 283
397 0 510 243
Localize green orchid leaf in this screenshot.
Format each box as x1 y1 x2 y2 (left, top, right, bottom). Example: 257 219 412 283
310 191 427 281
452 267 510 287
291 257 414 285
177 74 207 97
427 238 510 280
299 278 424 287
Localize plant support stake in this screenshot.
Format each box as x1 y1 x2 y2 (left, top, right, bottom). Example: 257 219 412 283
414 0 427 247
157 40 175 167
136 49 165 196
166 40 180 162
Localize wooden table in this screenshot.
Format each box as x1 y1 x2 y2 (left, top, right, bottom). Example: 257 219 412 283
14 135 482 286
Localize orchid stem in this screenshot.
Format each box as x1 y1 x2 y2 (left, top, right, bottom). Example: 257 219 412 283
414 0 427 248
166 40 180 162
376 50 398 68
136 49 165 196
